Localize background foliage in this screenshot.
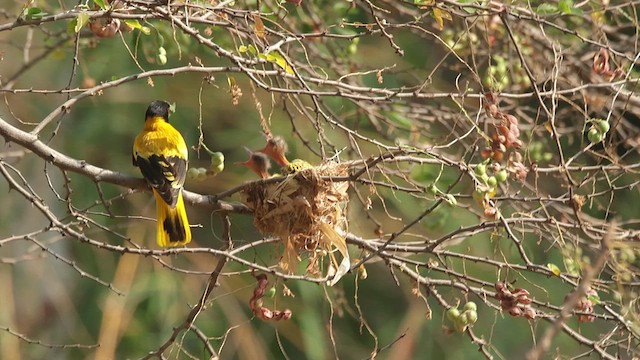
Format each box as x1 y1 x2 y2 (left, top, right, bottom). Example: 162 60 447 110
1 0 639 359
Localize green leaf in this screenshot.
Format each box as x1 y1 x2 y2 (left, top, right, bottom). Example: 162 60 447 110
239 44 259 55
265 51 293 74
75 12 90 33
124 20 150 35
558 0 573 14
67 19 78 34
536 3 558 15
24 7 47 20
587 294 601 305
93 0 109 10
547 263 561 276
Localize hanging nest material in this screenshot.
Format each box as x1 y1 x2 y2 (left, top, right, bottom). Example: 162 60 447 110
241 162 350 285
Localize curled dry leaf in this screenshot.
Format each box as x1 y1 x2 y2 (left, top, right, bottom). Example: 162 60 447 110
495 281 536 320
88 18 121 38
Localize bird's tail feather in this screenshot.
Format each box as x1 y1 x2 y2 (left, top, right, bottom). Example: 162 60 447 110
154 190 191 247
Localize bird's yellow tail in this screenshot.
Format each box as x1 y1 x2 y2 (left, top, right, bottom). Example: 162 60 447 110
153 190 191 247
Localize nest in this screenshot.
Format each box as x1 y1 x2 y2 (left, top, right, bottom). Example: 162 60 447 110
242 163 350 285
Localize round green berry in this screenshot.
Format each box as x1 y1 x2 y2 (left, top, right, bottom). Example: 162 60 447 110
187 167 200 180
464 310 478 324
463 301 477 312
594 119 610 134
209 163 224 175
446 307 460 321
587 128 603 143
196 168 208 181
495 169 508 183
266 286 276 298
210 152 225 167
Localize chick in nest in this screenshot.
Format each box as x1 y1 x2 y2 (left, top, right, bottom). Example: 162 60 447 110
259 136 313 174
239 148 272 179
242 136 350 285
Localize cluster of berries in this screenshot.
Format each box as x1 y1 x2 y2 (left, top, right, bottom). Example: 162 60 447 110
187 151 224 181
586 118 610 144
446 301 478 333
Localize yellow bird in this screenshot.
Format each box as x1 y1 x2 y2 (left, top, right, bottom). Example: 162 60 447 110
132 100 191 247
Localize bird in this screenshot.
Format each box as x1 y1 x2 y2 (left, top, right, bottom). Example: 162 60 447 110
284 158 313 174
259 136 312 175
259 137 290 167
132 100 191 247
239 149 272 179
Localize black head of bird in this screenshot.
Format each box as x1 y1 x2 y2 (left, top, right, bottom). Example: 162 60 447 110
146 100 171 121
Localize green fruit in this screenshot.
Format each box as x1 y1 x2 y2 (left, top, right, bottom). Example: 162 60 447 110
463 301 477 312
475 163 487 176
210 163 224 175
594 119 610 134
210 152 224 167
587 128 603 143
266 286 276 298
446 307 460 321
464 310 478 324
454 321 467 333
196 168 207 181
187 167 200 180
621 248 636 263
455 313 469 331
158 46 167 65
486 176 498 187
495 169 508 183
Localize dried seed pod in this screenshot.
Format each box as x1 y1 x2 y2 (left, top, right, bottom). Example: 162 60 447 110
484 206 499 220
509 307 523 317
504 114 518 126
522 306 536 320
88 18 121 38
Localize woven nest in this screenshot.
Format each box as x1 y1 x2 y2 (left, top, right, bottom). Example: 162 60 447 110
242 163 350 284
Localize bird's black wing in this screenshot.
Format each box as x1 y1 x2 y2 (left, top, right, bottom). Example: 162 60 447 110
135 154 187 208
